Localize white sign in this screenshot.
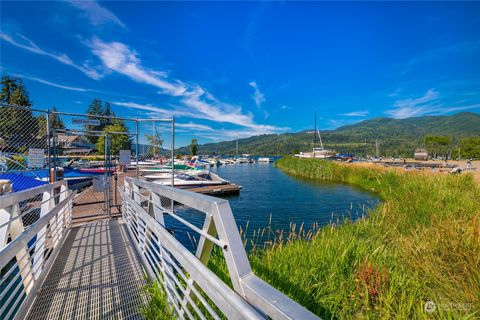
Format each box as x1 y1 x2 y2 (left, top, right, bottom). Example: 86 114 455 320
72 118 100 126
28 148 45 168
119 150 131 165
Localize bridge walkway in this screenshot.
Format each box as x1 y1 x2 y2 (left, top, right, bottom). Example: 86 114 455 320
26 219 148 320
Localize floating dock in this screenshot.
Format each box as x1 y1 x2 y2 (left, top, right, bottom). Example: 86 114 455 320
188 183 241 196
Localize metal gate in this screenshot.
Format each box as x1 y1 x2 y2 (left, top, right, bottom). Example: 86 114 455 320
52 129 114 221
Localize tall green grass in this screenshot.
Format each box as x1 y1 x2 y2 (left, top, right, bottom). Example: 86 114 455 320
253 157 479 319
143 157 480 319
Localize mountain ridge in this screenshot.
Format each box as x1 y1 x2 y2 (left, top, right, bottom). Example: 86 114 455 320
176 112 480 157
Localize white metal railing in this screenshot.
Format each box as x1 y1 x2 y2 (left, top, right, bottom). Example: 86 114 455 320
0 181 75 320
121 177 320 320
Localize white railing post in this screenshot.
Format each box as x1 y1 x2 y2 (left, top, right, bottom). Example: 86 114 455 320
32 187 55 280
150 192 165 226
0 206 11 249
9 203 35 294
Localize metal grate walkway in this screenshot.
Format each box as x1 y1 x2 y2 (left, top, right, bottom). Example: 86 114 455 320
26 219 148 320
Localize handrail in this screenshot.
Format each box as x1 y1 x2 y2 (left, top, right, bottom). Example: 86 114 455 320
0 180 66 209
125 195 264 319
0 182 74 320
122 177 320 320
0 192 75 264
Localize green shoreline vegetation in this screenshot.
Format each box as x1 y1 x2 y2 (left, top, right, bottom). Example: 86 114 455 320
251 157 479 319
143 158 480 319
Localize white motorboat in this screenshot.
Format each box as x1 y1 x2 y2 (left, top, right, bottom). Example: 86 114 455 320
153 170 231 188
258 157 272 163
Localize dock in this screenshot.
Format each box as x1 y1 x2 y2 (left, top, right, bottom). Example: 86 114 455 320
188 183 241 196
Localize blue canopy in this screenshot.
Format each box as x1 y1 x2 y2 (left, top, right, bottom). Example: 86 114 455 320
0 173 48 192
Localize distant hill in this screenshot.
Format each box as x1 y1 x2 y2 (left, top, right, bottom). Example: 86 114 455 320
176 112 480 157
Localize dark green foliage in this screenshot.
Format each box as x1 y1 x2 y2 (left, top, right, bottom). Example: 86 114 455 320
176 113 480 157
424 135 451 158
459 137 480 159
96 121 131 155
50 106 65 130
0 76 38 151
37 106 65 138
85 98 117 144
190 138 198 156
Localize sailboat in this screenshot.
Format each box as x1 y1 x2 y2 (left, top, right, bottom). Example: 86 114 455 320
295 113 336 159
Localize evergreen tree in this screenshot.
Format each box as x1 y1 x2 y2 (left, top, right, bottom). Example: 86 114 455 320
37 106 65 138
0 76 37 152
50 107 65 130
85 98 104 143
190 139 198 156
102 102 115 127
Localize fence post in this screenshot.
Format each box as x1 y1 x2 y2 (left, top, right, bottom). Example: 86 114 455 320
47 109 52 183
136 118 139 179
171 117 175 213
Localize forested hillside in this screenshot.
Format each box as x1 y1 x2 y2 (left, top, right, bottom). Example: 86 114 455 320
176 112 480 157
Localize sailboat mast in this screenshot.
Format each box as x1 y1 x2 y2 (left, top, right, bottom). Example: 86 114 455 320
236 140 238 159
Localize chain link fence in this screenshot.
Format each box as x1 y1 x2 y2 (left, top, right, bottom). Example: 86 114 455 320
0 103 174 221
0 105 51 195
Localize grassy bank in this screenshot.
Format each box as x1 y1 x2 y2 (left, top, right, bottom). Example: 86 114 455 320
143 157 479 319
246 157 479 319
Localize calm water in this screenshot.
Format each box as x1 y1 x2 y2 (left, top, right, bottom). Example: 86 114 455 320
170 163 379 249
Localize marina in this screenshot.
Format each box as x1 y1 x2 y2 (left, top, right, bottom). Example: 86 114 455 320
1 1 479 318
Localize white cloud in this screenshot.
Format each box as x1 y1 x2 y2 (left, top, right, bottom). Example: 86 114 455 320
67 0 125 28
248 81 265 107
340 110 369 117
12 74 88 92
385 89 480 118
90 39 187 96
176 122 214 131
385 89 440 118
112 102 178 117
91 39 286 133
0 32 102 79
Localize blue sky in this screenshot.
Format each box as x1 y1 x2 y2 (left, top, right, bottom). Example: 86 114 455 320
1 1 480 147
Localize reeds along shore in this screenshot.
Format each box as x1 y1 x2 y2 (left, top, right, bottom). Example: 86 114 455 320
258 157 480 319
143 157 480 319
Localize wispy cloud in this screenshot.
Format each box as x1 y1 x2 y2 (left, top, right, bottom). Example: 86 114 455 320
90 38 186 96
13 74 88 92
112 102 178 117
385 89 440 118
385 89 480 118
67 0 125 28
340 110 369 117
249 81 265 107
176 122 214 131
91 38 286 133
0 32 102 79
